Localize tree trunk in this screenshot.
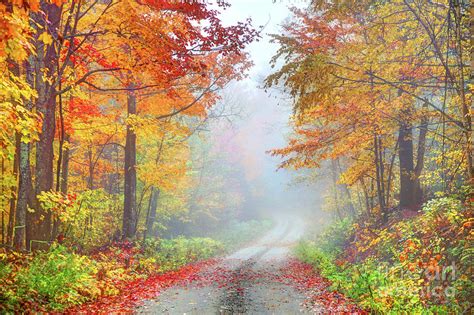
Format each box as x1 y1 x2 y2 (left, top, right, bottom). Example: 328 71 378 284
7 60 21 246
370 178 375 210
122 90 138 239
360 178 371 216
7 134 20 245
453 0 473 181
1 158 5 244
51 135 70 241
342 185 355 216
335 159 356 216
414 105 428 205
374 134 387 223
15 140 33 250
145 187 160 239
398 116 416 209
330 160 343 220
15 59 35 251
27 3 61 250
87 147 94 189
385 139 399 207
60 135 70 194
378 136 386 204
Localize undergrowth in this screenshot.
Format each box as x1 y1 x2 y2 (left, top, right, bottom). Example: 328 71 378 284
296 196 473 314
0 237 224 312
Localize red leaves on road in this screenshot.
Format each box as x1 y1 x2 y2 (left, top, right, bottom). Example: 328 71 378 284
66 259 218 314
276 259 366 314
66 256 365 314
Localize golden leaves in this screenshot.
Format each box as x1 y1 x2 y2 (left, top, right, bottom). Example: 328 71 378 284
38 31 53 46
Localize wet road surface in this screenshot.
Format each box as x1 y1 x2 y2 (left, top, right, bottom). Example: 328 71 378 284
136 217 318 314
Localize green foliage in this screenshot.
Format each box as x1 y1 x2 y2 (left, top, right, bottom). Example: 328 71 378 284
65 189 118 249
0 259 17 312
1 235 225 312
422 197 463 225
141 237 224 272
295 241 338 276
315 217 353 256
0 260 11 279
36 189 119 250
296 242 455 313
15 245 99 311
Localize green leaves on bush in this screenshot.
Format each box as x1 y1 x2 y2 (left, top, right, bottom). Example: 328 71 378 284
141 237 224 272
15 245 99 310
1 236 224 312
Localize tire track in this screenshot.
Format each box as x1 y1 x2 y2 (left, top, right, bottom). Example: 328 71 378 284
217 221 293 313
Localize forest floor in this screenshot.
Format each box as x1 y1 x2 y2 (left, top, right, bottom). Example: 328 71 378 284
136 218 362 314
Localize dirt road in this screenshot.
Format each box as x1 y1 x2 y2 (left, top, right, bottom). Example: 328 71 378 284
136 217 319 314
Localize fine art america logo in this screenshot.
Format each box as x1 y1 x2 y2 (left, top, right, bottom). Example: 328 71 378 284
379 261 459 301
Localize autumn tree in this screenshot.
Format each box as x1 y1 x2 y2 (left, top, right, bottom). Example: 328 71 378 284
266 0 471 222
86 0 257 238
1 0 257 249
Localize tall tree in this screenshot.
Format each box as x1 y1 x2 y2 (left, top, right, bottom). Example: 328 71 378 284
26 2 62 250
123 90 138 238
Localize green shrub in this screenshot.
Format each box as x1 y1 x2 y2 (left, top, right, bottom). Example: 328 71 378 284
295 241 338 275
295 241 431 313
295 195 472 314
316 217 353 256
141 237 224 272
16 245 99 310
0 259 18 312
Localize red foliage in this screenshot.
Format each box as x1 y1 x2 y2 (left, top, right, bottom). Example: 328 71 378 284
62 39 118 70
54 97 102 137
133 0 259 82
66 259 218 314
276 259 366 314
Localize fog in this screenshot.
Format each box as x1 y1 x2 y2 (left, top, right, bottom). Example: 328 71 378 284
175 0 332 238
191 0 328 232
208 83 328 221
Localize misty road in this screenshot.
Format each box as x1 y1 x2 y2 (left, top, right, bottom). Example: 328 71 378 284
137 217 316 314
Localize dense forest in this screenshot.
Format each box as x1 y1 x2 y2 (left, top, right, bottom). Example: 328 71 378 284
0 0 261 250
265 0 473 313
0 0 268 311
0 0 472 313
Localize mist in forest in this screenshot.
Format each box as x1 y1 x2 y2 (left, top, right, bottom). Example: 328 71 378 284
182 0 330 235
2 0 470 312
208 83 328 219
